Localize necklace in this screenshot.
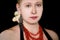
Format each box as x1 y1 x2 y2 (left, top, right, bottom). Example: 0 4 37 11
23 25 43 40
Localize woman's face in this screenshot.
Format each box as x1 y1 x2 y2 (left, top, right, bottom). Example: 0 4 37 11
17 0 43 24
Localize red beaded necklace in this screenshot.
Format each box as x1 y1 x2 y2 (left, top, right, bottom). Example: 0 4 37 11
23 25 43 40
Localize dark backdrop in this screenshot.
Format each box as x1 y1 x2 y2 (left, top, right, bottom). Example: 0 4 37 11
0 0 60 39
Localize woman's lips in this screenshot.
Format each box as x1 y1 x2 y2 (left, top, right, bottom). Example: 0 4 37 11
30 16 38 20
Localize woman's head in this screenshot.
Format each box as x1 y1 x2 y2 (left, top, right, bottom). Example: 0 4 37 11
16 0 43 24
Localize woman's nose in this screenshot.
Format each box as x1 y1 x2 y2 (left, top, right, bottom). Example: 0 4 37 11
31 7 37 14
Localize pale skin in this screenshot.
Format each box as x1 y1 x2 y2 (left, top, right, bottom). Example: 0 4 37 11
16 0 43 36
0 0 59 40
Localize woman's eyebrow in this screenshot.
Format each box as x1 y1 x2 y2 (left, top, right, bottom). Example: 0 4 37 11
23 1 43 5
36 2 43 4
23 2 31 5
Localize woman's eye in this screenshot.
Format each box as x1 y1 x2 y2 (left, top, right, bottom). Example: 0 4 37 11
26 5 31 7
36 4 41 7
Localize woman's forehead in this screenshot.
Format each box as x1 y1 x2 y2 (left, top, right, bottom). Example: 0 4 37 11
21 0 43 4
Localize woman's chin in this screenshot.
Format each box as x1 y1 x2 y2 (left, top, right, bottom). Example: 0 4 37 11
27 21 38 25
23 20 38 25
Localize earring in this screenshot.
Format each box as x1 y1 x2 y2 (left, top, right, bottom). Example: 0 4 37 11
12 11 20 23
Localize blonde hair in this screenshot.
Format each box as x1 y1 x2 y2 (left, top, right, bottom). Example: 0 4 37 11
17 0 22 4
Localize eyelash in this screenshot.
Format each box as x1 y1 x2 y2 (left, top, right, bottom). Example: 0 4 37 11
26 5 31 7
25 4 42 7
36 4 41 7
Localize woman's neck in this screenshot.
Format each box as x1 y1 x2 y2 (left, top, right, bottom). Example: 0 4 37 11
23 21 39 34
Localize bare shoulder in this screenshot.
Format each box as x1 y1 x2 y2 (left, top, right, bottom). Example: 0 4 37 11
45 28 59 40
0 25 20 40
9 25 20 32
0 25 19 34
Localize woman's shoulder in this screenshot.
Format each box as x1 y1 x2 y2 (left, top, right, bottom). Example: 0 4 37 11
9 25 20 32
0 25 19 33
45 28 59 40
0 25 20 40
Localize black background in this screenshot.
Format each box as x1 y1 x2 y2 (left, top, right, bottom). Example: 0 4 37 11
0 0 60 39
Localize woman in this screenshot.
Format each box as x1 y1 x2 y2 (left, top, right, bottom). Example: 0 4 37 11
0 0 59 40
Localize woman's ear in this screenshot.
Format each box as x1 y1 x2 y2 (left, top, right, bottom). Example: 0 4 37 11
16 3 21 14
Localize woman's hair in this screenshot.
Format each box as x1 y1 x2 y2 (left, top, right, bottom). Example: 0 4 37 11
17 0 22 4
